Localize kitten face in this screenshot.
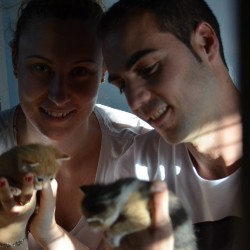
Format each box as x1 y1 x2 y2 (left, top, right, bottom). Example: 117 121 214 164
81 178 197 249
0 143 70 194
33 173 55 190
81 178 152 246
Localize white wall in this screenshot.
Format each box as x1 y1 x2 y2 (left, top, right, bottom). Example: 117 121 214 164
206 0 239 86
0 0 19 111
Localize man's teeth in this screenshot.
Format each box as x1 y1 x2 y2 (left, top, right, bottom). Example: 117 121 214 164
45 110 70 118
151 106 167 120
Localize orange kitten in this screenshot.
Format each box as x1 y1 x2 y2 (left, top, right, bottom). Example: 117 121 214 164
0 143 70 195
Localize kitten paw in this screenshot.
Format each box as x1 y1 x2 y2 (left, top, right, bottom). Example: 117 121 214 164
107 233 123 247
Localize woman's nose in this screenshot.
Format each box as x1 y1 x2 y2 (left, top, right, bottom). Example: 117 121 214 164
48 75 70 106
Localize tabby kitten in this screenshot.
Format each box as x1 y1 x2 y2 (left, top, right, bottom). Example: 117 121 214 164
81 178 197 250
0 143 70 195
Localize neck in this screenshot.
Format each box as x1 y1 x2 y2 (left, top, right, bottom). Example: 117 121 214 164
187 111 242 180
16 106 101 158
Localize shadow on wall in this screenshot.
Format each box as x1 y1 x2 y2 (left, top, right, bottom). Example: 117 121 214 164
97 81 131 112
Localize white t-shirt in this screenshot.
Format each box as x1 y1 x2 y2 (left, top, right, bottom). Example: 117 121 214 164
114 129 243 249
0 104 152 250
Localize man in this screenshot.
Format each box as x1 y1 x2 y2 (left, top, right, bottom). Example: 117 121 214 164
100 0 243 249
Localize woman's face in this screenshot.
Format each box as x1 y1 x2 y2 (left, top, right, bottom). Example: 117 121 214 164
15 18 104 140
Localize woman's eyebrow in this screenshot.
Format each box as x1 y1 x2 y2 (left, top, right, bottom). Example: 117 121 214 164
26 54 52 63
26 55 97 65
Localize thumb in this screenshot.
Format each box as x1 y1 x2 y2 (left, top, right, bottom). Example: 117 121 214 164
150 181 171 228
39 179 58 211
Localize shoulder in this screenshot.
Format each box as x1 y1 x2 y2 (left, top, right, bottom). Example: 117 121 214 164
0 106 16 126
115 131 189 179
0 106 17 153
132 129 171 152
94 104 152 136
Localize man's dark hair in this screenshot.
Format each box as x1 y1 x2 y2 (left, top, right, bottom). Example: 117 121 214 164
99 0 227 68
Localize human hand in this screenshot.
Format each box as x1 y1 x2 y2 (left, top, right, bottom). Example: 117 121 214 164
29 179 89 250
118 181 174 250
29 179 61 246
0 174 36 244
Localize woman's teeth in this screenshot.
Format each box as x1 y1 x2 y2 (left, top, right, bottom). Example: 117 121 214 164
45 110 71 118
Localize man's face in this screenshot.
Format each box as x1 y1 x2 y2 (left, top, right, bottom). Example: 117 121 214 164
102 12 216 144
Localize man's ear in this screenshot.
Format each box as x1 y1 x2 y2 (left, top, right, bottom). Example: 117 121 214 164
101 63 107 83
191 21 219 62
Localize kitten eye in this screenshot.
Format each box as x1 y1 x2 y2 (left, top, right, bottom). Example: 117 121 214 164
29 162 40 168
37 177 44 182
49 177 54 181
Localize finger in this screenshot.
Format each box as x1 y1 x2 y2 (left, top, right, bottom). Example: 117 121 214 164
150 181 171 228
20 174 34 205
0 178 16 210
42 179 58 199
50 179 58 198
39 179 58 210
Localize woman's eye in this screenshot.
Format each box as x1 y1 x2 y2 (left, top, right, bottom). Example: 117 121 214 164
37 177 44 182
33 64 51 73
71 67 88 76
139 63 159 77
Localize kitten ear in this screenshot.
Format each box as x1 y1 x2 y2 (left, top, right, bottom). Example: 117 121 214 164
56 153 70 165
80 185 92 194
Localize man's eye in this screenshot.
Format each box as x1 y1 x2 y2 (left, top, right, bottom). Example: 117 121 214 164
119 83 125 94
112 80 125 95
139 63 159 77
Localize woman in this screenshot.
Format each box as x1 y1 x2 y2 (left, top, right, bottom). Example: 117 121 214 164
0 0 151 249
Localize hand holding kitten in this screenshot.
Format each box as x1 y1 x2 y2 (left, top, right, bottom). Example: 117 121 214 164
0 143 69 248
115 181 175 250
81 178 196 250
0 174 36 248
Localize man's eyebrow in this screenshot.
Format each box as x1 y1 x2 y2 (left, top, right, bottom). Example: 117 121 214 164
126 49 155 70
108 49 156 83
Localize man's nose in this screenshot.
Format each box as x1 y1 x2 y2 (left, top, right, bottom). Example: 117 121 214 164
126 83 151 112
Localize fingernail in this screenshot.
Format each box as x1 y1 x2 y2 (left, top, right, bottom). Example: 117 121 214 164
150 181 166 193
25 175 33 182
0 179 6 187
